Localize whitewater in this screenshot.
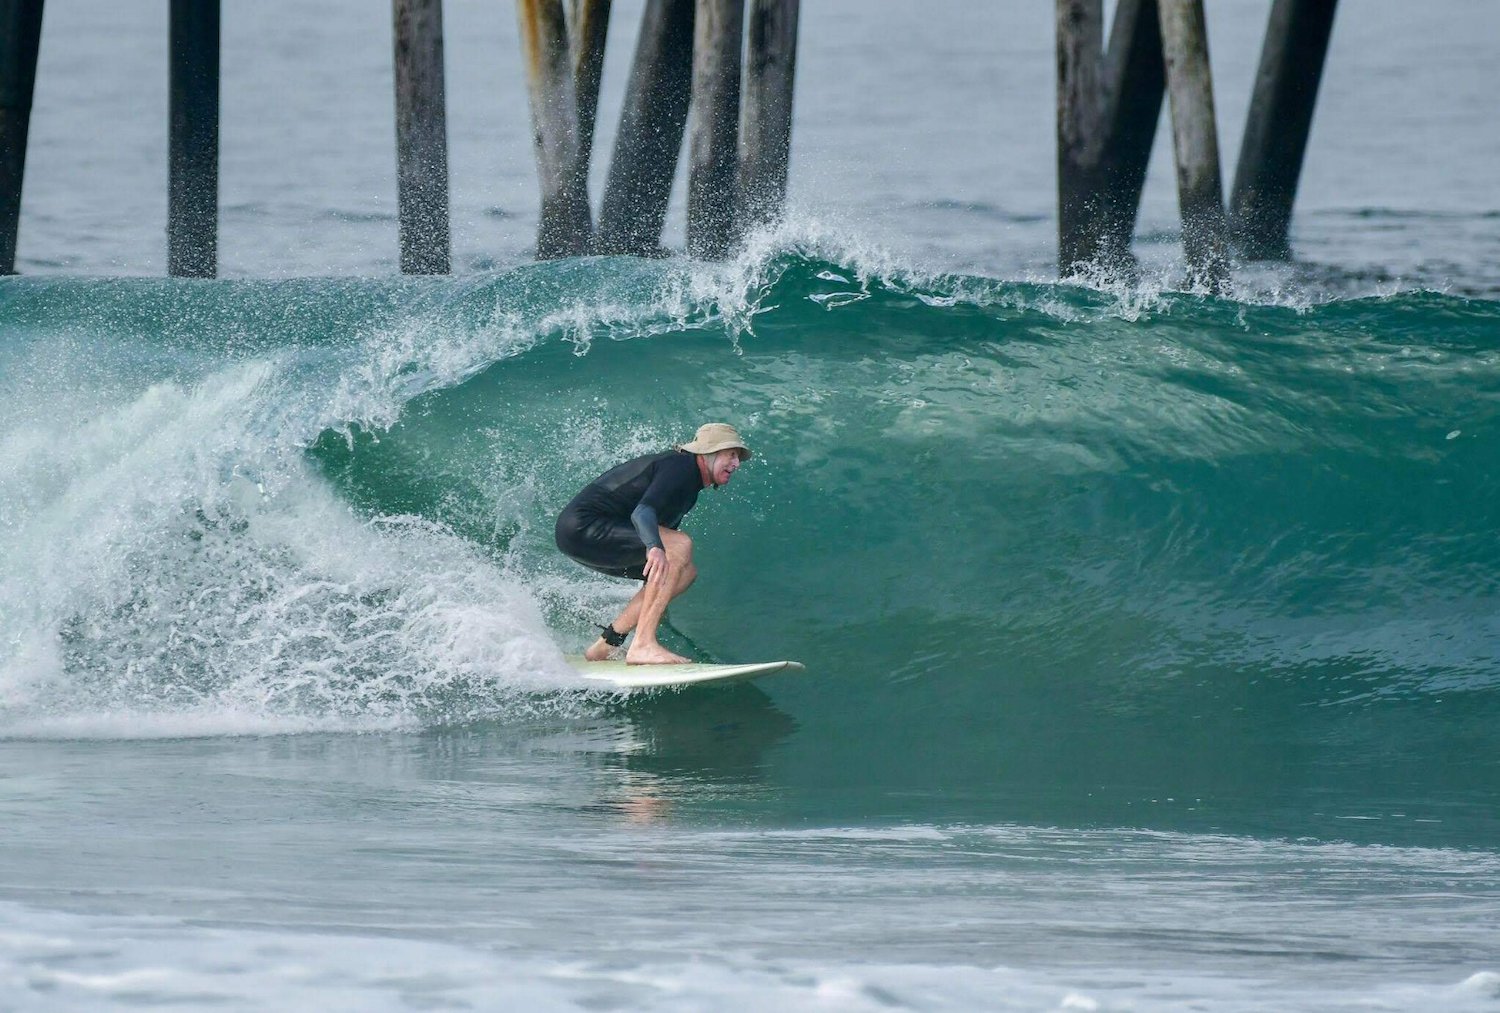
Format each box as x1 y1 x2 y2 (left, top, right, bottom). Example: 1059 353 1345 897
5 1 1500 1009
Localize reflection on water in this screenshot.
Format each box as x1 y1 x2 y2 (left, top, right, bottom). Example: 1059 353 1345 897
598 684 799 825
613 684 798 779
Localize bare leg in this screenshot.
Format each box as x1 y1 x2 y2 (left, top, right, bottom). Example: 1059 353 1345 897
627 528 697 665
582 530 698 661
582 581 647 661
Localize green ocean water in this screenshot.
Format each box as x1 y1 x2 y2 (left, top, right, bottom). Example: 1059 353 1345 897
4 251 1498 851
315 256 1500 845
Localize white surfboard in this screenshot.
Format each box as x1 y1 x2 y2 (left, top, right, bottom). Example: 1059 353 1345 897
567 656 805 690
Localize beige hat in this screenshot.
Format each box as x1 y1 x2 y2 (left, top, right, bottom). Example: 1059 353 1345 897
678 422 752 460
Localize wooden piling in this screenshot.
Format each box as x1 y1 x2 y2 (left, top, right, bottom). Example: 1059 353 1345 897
0 0 44 276
1157 0 1228 291
518 0 593 258
569 0 610 174
168 0 219 279
1056 0 1106 273
597 0 694 257
1096 0 1164 261
393 0 452 274
687 0 744 259
1231 0 1338 260
737 0 798 236
1056 0 1164 276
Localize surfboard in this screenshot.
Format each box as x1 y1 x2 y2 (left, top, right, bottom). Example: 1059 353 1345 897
567 656 805 690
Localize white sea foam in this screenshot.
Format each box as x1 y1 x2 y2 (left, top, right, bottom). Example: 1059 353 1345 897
0 250 838 739
0 310 589 739
1 899 1493 1013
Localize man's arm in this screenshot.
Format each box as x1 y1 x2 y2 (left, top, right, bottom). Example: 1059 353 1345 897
630 455 696 550
631 502 670 581
630 502 664 551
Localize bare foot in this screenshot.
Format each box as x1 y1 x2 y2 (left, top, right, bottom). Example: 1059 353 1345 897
625 643 690 665
583 637 622 662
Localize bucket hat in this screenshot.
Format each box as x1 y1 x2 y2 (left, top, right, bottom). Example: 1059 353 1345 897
678 422 752 460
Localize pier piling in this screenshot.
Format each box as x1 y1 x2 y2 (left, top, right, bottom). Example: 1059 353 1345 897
737 0 798 236
0 0 44 276
569 0 610 175
518 0 593 258
687 0 744 259
1231 0 1338 260
597 0 694 257
168 0 219 278
1157 0 1228 291
393 0 452 274
1056 0 1164 277
1096 0 1165 266
1056 0 1106 273
11 0 1335 283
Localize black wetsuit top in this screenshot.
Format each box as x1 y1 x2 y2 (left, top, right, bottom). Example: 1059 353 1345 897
554 451 703 579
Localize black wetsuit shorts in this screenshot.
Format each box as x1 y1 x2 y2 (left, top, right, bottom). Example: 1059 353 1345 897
554 451 702 580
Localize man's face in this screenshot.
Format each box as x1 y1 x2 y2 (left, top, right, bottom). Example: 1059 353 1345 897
711 450 743 487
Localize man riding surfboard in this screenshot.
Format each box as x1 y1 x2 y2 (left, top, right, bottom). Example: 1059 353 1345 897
554 423 751 665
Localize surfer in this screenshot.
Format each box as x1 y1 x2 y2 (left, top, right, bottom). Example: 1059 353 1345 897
554 423 752 665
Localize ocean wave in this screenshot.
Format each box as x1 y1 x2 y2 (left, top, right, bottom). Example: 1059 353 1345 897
3 248 1499 749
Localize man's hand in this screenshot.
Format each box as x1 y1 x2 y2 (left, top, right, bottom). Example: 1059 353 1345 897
642 546 670 583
